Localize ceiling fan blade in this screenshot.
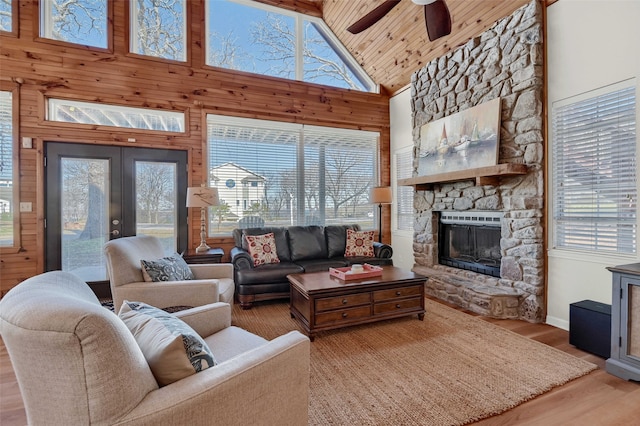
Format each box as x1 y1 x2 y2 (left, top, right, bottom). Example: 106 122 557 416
424 0 452 41
347 0 402 34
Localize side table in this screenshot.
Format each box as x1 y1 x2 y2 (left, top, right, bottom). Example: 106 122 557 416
181 247 224 264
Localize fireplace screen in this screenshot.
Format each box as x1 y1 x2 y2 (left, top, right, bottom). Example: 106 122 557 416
438 212 502 277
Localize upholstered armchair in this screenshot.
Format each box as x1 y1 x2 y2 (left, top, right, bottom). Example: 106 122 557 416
104 235 235 311
0 271 310 425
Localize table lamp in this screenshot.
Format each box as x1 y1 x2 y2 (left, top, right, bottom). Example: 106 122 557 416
370 186 392 243
186 186 219 253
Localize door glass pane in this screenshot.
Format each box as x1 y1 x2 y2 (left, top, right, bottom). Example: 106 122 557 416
61 157 109 281
135 161 177 253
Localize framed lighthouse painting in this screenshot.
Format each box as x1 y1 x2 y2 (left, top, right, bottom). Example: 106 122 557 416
417 97 501 176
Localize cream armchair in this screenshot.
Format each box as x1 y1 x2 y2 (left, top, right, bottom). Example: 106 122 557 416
104 235 235 311
0 271 310 425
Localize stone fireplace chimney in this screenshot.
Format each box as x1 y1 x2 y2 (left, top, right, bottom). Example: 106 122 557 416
408 1 545 322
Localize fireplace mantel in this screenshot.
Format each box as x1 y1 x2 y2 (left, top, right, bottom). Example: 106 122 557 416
398 163 528 190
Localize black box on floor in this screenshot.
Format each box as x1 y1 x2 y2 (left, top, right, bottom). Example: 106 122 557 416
569 300 611 358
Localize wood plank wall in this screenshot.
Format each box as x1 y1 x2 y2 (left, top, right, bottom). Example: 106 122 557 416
0 0 390 295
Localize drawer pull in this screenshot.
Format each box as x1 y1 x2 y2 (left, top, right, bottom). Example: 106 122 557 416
396 304 401 308
342 299 348 304
396 291 401 296
342 312 348 318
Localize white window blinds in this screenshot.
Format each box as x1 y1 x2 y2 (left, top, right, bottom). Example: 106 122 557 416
206 115 378 235
0 90 14 246
394 147 414 232
552 82 637 254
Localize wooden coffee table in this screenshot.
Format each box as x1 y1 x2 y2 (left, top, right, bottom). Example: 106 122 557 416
288 266 426 341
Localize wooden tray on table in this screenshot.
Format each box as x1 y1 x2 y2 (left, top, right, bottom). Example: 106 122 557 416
329 264 383 281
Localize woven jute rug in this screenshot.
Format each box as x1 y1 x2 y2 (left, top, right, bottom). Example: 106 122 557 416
232 298 597 426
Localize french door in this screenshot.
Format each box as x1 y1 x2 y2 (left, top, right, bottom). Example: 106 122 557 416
44 143 188 283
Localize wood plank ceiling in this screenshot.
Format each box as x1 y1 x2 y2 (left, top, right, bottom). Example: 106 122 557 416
322 0 534 95
264 0 544 95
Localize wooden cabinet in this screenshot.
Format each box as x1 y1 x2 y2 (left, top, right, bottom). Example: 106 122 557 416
288 267 426 341
181 248 224 264
605 263 640 381
310 283 424 333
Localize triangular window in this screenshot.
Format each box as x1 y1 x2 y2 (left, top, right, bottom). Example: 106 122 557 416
206 0 377 93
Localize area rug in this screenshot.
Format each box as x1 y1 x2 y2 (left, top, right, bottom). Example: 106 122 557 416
232 298 597 426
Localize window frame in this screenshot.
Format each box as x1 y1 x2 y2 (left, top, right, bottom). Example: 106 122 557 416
550 79 637 258
0 0 19 37
392 146 414 235
125 0 191 65
0 80 21 251
205 113 380 236
43 95 188 136
36 0 113 52
203 0 377 93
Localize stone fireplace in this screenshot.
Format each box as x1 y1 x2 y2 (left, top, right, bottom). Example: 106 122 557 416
407 1 545 322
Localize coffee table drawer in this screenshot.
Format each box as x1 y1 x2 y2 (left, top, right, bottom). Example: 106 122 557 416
316 305 371 325
316 293 371 312
373 285 422 301
374 297 423 315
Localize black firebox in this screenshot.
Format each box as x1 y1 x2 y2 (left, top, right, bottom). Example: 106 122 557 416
438 211 502 278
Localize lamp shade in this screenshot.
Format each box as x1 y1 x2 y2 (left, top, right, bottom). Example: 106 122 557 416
370 186 392 204
186 187 219 208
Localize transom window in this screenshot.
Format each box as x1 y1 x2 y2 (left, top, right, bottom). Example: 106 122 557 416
39 0 108 48
47 98 185 132
205 0 376 93
552 81 637 254
206 115 378 235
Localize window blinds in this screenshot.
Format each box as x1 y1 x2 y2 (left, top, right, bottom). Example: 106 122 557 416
394 147 414 232
552 83 637 254
207 115 378 233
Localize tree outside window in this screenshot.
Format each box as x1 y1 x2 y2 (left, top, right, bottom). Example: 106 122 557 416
130 0 187 61
206 0 375 92
40 0 108 48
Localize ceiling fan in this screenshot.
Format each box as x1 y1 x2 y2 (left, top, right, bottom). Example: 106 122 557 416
347 0 452 42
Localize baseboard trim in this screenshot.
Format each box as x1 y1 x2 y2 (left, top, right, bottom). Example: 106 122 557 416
546 315 569 331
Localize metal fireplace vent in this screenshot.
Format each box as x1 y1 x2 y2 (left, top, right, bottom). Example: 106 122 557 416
439 211 503 227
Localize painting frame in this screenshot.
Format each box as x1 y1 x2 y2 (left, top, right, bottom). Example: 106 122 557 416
417 97 501 176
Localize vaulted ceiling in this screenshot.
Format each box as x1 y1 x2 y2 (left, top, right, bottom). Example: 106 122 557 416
261 0 549 95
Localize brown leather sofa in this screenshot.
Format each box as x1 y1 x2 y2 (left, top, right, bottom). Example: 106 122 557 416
230 224 393 309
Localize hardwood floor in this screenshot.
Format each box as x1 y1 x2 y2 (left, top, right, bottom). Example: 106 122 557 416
1 298 638 425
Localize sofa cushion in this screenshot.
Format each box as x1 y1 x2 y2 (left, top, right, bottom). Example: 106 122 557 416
326 224 359 258
140 254 194 282
118 301 216 386
345 229 375 257
334 256 394 267
295 258 349 273
204 326 268 363
245 233 280 267
236 262 304 285
238 227 291 262
289 226 327 261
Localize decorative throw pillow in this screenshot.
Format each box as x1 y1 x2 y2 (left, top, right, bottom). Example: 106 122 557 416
118 301 216 386
244 232 280 267
344 229 375 257
140 253 194 282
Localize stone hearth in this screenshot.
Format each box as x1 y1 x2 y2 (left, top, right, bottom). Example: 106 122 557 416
409 1 545 322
